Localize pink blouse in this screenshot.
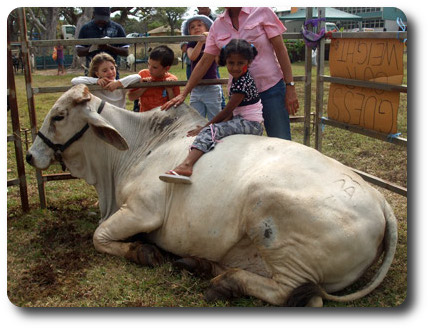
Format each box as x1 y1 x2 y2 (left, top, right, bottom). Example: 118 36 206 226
205 7 287 93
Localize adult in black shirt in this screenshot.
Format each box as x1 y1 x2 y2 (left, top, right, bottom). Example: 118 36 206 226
76 7 129 78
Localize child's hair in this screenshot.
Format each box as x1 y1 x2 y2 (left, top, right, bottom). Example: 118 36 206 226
149 45 175 67
218 39 258 66
88 52 116 78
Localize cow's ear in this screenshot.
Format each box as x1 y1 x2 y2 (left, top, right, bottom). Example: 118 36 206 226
86 112 129 151
72 84 92 105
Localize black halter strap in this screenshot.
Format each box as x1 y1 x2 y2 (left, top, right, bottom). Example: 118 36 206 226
37 100 105 170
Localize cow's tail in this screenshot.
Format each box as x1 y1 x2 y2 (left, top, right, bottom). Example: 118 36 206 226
286 200 398 306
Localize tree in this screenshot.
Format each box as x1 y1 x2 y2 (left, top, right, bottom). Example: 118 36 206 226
59 7 82 26
155 7 188 35
7 9 20 42
111 7 138 26
26 7 59 40
74 7 93 38
71 7 93 69
215 7 225 15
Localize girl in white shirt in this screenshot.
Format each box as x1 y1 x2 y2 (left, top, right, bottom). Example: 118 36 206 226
71 52 141 109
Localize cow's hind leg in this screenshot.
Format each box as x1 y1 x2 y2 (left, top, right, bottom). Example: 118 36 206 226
204 268 292 306
173 256 228 279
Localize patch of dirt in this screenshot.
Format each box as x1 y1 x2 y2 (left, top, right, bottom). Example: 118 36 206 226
10 207 96 305
34 68 83 76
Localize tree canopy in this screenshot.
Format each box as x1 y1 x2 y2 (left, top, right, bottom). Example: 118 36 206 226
7 7 199 41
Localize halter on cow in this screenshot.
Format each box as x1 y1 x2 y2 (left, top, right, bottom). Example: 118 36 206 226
33 101 106 170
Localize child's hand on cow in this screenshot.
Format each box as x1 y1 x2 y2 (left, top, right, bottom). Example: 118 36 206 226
161 93 186 110
187 125 203 137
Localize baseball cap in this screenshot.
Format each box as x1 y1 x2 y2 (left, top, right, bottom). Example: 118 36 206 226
93 7 111 22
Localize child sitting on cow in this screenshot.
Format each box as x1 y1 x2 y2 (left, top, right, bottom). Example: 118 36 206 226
128 45 180 112
159 39 263 184
71 52 141 109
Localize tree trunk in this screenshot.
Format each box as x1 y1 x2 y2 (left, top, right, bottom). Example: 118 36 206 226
44 8 59 40
71 7 93 69
27 8 59 40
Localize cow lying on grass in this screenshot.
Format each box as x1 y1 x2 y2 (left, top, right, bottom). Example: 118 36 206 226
26 84 397 307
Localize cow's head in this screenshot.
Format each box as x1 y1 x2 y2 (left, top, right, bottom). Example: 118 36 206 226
26 84 128 170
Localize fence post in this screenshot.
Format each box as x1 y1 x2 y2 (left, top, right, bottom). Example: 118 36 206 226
314 7 326 151
303 7 313 146
17 7 47 208
7 29 29 212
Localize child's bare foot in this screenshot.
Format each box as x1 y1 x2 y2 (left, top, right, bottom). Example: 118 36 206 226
167 164 192 177
159 149 203 184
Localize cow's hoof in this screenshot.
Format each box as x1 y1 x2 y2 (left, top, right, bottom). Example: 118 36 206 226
173 257 213 279
173 257 198 273
204 270 242 302
204 285 233 302
126 242 164 267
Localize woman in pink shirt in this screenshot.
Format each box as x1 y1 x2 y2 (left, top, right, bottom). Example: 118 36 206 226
162 7 299 140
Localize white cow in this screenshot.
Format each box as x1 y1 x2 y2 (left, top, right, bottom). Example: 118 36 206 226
26 84 397 307
126 54 135 71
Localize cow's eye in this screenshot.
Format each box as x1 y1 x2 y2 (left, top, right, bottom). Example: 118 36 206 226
52 115 64 122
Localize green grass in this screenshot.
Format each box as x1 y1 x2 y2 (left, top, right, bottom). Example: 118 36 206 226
7 57 407 307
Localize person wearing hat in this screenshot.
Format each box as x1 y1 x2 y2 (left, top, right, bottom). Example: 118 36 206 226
76 7 129 78
163 7 299 141
182 15 222 121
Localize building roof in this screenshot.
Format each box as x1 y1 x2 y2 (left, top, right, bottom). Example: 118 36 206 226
279 7 362 21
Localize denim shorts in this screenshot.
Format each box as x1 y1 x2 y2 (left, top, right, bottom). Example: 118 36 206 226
190 85 222 121
260 79 291 140
192 116 263 153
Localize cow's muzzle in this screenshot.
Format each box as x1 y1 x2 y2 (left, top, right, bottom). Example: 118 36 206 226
25 152 33 165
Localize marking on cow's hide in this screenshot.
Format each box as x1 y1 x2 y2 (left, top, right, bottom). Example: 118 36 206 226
261 217 276 247
333 174 361 199
252 199 263 212
158 117 175 131
150 116 176 132
264 226 272 239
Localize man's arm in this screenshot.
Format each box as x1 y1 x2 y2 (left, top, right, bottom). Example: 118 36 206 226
128 88 147 101
99 44 129 57
76 46 90 58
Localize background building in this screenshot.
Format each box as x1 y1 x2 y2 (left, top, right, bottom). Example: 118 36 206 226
334 7 407 31
276 7 407 32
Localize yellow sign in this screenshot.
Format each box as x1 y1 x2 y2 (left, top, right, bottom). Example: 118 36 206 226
328 38 404 134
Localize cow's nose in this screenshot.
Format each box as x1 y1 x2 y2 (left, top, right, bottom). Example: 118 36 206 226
25 152 33 165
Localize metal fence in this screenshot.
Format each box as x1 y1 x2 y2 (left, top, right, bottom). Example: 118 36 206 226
7 8 407 211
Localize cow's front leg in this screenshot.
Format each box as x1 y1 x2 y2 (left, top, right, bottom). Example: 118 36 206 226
93 204 163 266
